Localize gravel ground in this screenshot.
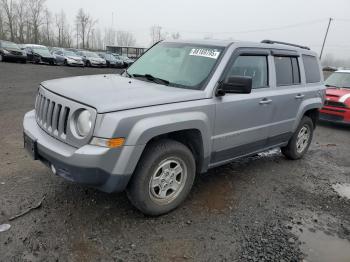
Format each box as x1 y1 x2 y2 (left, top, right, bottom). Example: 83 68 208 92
0 62 349 262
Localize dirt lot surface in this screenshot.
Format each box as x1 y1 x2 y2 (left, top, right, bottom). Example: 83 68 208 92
0 62 350 262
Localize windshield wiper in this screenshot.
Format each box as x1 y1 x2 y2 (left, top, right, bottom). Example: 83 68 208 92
124 70 132 78
132 73 170 86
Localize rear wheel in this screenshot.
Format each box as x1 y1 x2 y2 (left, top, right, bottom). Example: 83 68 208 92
127 139 196 216
86 60 91 67
281 116 314 160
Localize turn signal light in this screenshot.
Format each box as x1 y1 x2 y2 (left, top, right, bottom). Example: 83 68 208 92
90 137 125 148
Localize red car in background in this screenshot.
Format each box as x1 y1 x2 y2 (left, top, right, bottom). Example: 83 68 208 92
319 70 350 125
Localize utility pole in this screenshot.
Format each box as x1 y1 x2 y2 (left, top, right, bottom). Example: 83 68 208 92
319 17 333 60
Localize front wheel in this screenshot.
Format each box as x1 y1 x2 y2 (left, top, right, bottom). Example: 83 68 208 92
0 54 3 62
281 116 314 160
127 139 196 216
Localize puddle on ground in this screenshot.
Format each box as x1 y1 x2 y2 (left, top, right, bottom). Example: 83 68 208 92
293 225 350 262
332 183 350 200
258 148 280 157
191 174 234 213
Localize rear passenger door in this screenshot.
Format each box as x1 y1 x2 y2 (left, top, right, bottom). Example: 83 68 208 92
266 50 305 145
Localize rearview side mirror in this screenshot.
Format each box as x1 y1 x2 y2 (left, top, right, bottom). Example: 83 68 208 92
216 76 252 96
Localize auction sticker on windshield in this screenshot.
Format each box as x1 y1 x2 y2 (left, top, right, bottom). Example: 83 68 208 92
189 48 220 59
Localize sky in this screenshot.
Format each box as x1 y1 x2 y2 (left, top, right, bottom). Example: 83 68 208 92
45 0 350 59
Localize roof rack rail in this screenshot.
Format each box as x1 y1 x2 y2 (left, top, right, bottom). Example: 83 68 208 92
261 40 310 50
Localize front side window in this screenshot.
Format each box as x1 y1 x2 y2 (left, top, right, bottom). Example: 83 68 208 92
274 56 300 86
303 55 321 83
127 42 224 89
226 55 268 89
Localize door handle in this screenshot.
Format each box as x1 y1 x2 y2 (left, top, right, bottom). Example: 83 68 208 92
259 98 272 105
295 94 305 99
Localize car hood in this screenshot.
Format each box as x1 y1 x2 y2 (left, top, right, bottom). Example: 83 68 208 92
326 88 350 97
41 74 206 113
326 88 350 103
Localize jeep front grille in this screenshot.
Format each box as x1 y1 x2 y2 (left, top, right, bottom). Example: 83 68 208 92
35 86 96 148
35 94 70 138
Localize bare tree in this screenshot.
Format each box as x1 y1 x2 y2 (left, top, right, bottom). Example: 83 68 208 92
41 8 53 45
150 25 166 44
28 0 46 43
86 17 97 49
75 8 96 49
116 30 136 46
94 27 104 50
1 0 17 41
55 10 68 46
0 6 5 39
171 32 180 40
15 0 28 43
104 27 116 46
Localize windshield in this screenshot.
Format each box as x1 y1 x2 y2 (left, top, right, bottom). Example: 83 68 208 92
64 51 77 56
325 72 350 89
127 42 224 89
2 41 20 50
85 52 100 58
32 46 51 56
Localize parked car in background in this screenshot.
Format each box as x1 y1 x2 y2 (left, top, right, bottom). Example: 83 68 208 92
0 40 27 63
319 70 350 125
24 44 56 65
98 52 124 68
53 50 85 67
113 54 134 68
76 50 106 67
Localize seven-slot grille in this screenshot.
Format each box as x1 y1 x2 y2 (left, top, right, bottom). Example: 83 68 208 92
35 92 70 139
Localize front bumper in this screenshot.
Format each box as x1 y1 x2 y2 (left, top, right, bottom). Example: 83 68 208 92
90 61 107 67
23 110 143 192
319 106 350 125
67 60 84 66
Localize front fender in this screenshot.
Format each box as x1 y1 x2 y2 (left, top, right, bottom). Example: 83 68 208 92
126 111 211 157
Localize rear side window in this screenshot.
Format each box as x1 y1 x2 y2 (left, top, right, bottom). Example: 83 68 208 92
227 55 268 89
303 55 321 83
274 56 300 86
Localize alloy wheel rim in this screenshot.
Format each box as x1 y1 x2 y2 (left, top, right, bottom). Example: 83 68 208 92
149 157 187 204
296 125 310 153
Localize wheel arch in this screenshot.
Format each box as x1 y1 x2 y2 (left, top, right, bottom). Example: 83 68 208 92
293 98 323 131
124 112 212 175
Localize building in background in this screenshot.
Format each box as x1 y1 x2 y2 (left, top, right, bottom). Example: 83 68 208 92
106 46 147 58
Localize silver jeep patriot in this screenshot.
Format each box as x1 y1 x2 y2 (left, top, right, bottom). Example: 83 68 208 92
23 40 325 215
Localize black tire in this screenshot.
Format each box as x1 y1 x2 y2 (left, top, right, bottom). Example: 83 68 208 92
21 59 27 64
63 60 68 66
127 139 196 216
0 54 3 62
281 116 314 160
86 60 91 67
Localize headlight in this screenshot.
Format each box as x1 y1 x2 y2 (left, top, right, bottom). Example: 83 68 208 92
3 49 10 54
76 110 92 137
67 58 74 63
